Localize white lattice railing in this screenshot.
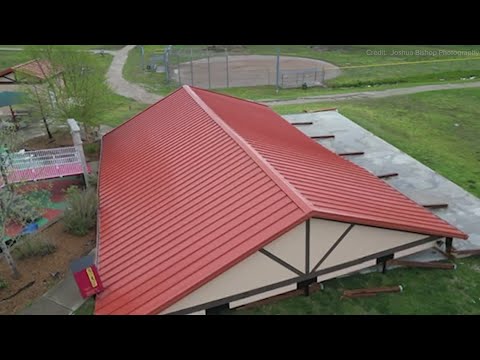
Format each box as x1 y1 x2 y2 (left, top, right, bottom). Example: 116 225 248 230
0 146 83 187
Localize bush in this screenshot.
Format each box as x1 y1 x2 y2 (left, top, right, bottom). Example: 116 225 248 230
84 142 100 155
87 173 98 189
0 278 7 290
12 234 56 260
63 186 98 236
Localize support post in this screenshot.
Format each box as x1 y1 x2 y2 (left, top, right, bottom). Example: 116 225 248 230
226 48 229 88
140 45 145 71
446 237 453 254
207 49 211 89
8 105 18 130
275 48 280 93
177 53 181 84
190 48 194 86
68 118 89 188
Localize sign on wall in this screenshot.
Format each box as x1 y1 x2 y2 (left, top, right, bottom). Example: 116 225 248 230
70 254 104 299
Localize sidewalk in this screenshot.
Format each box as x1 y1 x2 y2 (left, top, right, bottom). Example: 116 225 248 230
18 249 96 315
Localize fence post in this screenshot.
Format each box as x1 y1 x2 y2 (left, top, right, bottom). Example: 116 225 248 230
67 118 89 188
140 45 145 71
164 47 170 83
177 52 182 84
226 48 229 88
207 49 211 89
275 48 280 93
190 48 194 86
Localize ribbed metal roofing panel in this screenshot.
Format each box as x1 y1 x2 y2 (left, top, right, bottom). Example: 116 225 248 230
95 87 306 315
192 87 467 240
97 85 467 316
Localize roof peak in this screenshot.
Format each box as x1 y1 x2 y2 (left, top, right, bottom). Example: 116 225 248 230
183 85 313 214
185 85 269 108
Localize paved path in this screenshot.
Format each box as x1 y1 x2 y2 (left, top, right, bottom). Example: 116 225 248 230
106 45 162 104
261 81 480 106
18 248 97 315
284 111 480 258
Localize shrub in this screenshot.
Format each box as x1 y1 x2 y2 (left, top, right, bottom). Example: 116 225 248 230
63 186 98 236
0 278 7 290
12 233 56 260
84 142 100 155
87 173 98 189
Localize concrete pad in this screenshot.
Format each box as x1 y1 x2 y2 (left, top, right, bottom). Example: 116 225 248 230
44 271 84 312
18 297 71 315
284 111 480 257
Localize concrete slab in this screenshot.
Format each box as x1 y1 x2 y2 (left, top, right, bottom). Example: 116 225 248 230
283 111 480 256
44 271 84 312
18 296 71 315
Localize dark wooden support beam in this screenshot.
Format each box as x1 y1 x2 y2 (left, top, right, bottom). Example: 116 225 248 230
377 172 399 179
451 248 480 256
338 151 365 156
8 105 18 130
342 285 403 299
445 237 453 254
311 135 335 139
303 107 337 113
422 203 448 209
387 259 456 270
292 121 313 126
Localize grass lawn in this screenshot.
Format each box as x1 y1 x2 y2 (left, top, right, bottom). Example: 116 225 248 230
74 297 95 315
79 52 148 127
236 256 480 315
274 88 480 198
0 50 33 69
123 45 480 99
231 88 480 315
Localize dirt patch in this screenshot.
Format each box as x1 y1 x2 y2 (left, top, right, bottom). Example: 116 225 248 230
175 55 341 89
22 129 73 150
0 221 95 315
21 130 100 162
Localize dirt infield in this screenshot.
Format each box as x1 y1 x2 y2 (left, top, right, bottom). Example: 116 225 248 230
172 55 341 89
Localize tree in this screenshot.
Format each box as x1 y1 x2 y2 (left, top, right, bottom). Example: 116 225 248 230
23 46 111 142
0 127 42 279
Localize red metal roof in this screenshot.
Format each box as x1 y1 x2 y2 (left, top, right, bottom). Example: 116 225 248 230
95 85 468 315
12 59 57 80
192 87 467 240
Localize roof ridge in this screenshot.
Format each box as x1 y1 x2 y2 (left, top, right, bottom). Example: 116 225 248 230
188 85 269 108
183 85 313 214
12 59 37 69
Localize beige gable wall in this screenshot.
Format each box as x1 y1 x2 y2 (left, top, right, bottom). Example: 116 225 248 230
160 223 305 314
318 225 425 270
309 219 350 272
264 222 305 271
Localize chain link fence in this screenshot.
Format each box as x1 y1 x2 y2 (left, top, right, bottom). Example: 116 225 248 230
157 46 328 90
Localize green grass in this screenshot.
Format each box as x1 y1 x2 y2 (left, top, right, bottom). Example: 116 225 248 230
74 297 95 315
236 257 480 315
273 88 480 198
123 45 480 99
0 50 32 69
226 88 480 315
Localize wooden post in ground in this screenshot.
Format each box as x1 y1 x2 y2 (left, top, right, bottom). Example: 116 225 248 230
68 118 89 188
446 237 453 254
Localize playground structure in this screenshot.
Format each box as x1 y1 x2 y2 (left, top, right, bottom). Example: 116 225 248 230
1 118 90 188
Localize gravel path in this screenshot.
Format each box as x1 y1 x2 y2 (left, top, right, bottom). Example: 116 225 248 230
261 81 480 106
105 45 162 104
